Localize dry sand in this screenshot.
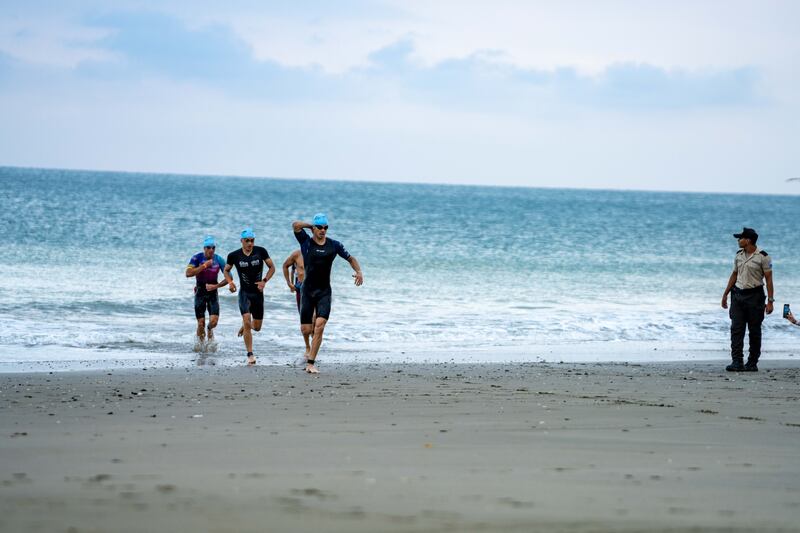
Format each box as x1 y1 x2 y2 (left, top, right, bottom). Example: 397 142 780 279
1 361 799 532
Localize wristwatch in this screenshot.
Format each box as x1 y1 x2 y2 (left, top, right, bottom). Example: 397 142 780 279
767 297 775 303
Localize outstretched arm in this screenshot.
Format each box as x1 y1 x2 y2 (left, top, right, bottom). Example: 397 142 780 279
347 256 363 286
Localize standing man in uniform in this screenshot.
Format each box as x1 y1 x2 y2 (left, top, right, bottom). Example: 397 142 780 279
224 228 276 365
282 249 313 357
185 235 228 348
292 214 363 374
721 227 774 372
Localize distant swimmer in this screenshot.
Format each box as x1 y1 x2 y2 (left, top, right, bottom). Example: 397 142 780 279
185 236 228 349
282 249 313 357
223 228 276 365
721 227 774 372
292 214 363 374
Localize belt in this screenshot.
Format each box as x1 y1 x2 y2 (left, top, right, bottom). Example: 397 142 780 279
733 285 763 295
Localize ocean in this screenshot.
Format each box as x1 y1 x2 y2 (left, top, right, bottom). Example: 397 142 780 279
1 166 798 370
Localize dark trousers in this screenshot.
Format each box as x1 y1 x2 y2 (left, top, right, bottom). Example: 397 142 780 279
729 289 765 362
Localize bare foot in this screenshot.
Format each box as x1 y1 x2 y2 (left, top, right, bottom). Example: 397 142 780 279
247 353 256 366
305 361 319 374
237 326 244 337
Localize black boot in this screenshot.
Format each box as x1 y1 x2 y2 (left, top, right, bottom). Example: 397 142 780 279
744 359 759 372
726 359 745 372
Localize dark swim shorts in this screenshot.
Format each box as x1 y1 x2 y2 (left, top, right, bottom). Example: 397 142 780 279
300 287 331 325
194 290 220 319
238 290 264 320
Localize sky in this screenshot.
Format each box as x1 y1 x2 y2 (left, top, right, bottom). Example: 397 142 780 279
0 0 798 193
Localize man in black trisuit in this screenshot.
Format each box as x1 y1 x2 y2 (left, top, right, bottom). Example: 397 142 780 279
223 228 276 365
293 213 363 374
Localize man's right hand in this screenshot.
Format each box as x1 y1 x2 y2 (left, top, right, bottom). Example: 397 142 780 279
721 294 728 309
288 282 296 293
202 259 213 269
229 281 237 293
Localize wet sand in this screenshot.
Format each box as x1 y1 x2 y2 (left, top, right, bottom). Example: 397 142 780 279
1 361 799 532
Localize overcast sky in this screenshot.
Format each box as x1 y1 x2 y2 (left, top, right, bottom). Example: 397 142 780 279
1 1 798 193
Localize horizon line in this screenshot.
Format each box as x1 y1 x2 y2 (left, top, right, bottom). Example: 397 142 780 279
2 164 798 199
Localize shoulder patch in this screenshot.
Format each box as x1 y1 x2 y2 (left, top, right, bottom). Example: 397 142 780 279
759 250 768 256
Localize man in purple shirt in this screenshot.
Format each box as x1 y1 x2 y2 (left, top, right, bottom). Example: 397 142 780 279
186 235 228 346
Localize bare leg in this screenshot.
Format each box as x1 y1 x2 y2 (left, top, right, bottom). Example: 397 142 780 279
301 311 316 357
241 314 256 364
207 315 218 341
306 317 327 373
193 318 206 352
301 323 314 367
301 325 312 357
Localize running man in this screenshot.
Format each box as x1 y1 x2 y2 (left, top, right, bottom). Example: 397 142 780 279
223 228 275 365
185 235 228 348
292 214 363 373
282 249 312 356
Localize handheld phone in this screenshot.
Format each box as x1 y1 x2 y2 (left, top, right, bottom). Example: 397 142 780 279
784 304 791 318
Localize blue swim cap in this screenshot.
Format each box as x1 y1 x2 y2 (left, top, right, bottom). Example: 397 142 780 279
203 235 216 247
312 213 329 226
241 228 255 239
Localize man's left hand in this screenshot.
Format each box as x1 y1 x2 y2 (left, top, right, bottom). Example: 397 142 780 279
353 271 363 286
205 283 216 291
256 280 267 292
766 301 774 314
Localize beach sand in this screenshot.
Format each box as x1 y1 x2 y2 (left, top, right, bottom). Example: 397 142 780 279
1 361 798 532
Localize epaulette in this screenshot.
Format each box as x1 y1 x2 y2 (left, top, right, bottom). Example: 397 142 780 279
760 250 768 256
736 249 744 254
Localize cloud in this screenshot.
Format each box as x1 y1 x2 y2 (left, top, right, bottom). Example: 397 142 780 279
363 38 760 111
55 13 761 112
555 63 761 109
91 12 251 79
0 3 795 193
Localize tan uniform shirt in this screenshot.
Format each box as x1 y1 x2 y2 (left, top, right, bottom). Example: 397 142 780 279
733 247 772 289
